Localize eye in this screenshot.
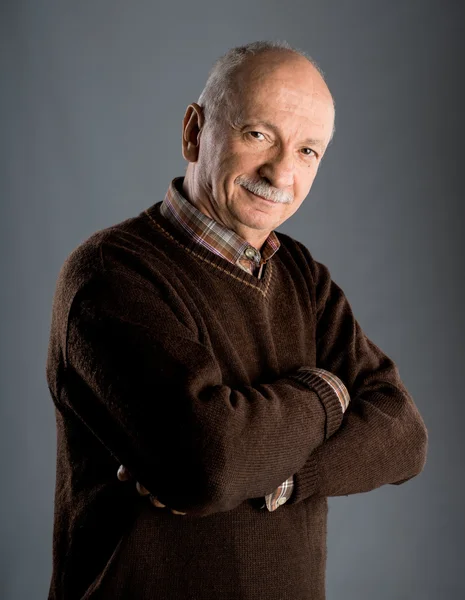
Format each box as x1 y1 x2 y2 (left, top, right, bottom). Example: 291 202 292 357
248 131 266 141
301 147 316 158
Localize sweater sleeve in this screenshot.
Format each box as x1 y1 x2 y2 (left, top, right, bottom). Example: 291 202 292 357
263 368 350 511
62 268 343 518
287 257 428 505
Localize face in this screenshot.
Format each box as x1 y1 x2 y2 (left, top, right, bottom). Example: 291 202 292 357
182 52 335 248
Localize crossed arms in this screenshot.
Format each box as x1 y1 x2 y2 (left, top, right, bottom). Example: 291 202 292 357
59 256 428 518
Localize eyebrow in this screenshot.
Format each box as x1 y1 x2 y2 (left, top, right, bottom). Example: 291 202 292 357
239 119 326 150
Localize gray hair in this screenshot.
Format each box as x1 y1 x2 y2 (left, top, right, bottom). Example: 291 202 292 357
197 40 336 142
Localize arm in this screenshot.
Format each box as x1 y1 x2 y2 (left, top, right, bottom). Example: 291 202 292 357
62 268 343 517
120 367 350 513
264 367 350 511
287 255 428 505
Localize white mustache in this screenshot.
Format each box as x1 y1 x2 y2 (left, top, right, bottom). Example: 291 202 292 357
235 176 293 204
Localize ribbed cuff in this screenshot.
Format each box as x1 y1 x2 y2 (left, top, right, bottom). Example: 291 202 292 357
288 368 345 439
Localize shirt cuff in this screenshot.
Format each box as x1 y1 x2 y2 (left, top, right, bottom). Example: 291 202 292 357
291 366 349 409
263 475 294 511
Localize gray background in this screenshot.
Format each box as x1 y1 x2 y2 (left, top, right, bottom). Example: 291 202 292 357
2 1 464 598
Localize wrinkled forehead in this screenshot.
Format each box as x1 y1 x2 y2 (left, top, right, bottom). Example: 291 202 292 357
240 82 332 116
229 77 334 141
229 55 334 127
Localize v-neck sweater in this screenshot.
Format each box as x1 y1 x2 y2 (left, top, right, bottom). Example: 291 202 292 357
46 199 428 600
158 177 350 512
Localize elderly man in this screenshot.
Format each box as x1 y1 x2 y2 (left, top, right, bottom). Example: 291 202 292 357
46 41 428 600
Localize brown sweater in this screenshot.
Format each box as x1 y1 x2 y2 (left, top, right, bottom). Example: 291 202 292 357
46 199 428 599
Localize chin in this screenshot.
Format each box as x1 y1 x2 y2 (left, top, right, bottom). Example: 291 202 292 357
230 188 281 228
237 209 278 232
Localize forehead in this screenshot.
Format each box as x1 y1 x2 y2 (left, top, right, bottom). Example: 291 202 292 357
240 84 332 123
230 56 334 135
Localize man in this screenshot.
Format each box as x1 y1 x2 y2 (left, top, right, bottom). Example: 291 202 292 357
46 41 428 599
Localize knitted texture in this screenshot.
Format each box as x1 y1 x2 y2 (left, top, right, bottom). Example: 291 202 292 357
46 200 428 599
159 178 352 512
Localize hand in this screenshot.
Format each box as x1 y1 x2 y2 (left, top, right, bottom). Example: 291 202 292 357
117 465 187 515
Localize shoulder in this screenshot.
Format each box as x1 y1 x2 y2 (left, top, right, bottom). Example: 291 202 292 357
51 210 203 338
51 211 170 320
58 209 173 287
275 231 354 326
274 230 331 285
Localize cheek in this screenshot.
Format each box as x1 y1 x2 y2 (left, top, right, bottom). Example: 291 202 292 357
296 165 318 192
217 150 258 183
198 130 232 170
227 139 264 169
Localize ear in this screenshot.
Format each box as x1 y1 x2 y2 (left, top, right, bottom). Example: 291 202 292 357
182 103 204 162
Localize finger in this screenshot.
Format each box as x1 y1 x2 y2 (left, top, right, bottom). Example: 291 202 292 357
136 481 150 496
117 465 132 481
171 509 187 515
149 495 166 508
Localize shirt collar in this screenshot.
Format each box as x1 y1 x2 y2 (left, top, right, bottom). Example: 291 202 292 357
160 177 281 267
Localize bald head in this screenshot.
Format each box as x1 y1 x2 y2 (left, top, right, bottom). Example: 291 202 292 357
225 49 335 146
198 41 336 143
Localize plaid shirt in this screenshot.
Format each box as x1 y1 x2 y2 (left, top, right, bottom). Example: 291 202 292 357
160 178 281 277
160 177 350 511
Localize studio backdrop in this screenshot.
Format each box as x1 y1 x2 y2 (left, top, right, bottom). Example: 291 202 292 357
1 1 464 598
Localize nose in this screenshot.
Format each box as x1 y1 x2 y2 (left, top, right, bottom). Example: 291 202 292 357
258 147 295 189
